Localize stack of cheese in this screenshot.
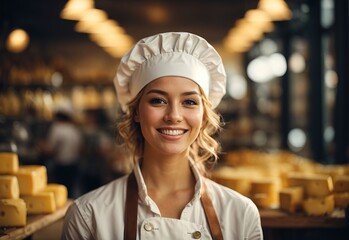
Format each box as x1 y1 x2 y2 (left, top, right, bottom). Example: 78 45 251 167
281 173 335 215
211 149 349 215
333 175 349 209
0 152 68 227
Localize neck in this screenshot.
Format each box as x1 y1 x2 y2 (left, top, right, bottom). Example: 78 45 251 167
140 150 194 192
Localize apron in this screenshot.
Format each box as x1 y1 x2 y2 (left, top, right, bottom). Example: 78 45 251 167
124 172 223 240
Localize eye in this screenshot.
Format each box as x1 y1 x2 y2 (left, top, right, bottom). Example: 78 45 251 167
183 99 198 106
149 98 167 105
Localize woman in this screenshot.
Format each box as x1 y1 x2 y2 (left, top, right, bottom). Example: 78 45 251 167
62 32 263 240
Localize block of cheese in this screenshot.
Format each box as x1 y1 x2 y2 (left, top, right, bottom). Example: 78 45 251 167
0 152 19 174
279 186 304 213
14 165 47 195
334 192 349 208
250 178 280 208
286 172 310 188
251 193 277 209
42 183 68 208
0 198 26 226
303 175 333 198
302 195 334 216
0 175 19 199
333 175 349 193
287 173 334 197
22 192 56 214
211 167 253 196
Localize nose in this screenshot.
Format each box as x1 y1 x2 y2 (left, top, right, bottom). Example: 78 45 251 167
164 103 183 123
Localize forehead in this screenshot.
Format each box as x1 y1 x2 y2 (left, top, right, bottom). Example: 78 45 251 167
144 76 201 92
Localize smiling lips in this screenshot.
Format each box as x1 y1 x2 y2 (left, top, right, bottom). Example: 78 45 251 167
157 129 187 136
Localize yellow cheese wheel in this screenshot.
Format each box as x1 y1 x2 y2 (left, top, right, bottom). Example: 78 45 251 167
287 173 333 198
303 175 333 198
0 198 26 227
302 195 334 216
0 175 19 199
14 165 47 195
22 191 56 214
0 152 19 174
42 183 68 208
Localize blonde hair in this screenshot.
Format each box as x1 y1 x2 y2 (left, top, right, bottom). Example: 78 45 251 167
117 87 222 175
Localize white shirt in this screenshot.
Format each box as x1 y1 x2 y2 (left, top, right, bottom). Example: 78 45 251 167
62 161 263 240
48 122 82 164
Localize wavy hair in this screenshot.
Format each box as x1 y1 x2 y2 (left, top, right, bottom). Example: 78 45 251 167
117 87 223 175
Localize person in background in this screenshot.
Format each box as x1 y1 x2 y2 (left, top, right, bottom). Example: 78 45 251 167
80 108 114 193
62 32 263 239
40 103 83 198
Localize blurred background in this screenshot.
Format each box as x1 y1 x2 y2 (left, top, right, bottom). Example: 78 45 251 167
1 0 348 192
1 0 349 239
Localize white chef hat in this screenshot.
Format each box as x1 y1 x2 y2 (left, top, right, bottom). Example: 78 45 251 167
114 32 226 112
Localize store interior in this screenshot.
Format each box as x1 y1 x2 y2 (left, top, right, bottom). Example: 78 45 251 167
1 0 349 239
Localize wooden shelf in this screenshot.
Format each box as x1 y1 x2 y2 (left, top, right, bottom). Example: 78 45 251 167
0 200 72 240
260 208 348 229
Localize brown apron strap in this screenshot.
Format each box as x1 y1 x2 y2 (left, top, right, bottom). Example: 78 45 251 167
124 172 223 240
124 172 138 240
201 180 224 240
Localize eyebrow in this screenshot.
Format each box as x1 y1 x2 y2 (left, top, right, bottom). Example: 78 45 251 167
146 89 200 97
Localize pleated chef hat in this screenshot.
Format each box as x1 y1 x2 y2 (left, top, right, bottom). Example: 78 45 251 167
114 32 226 112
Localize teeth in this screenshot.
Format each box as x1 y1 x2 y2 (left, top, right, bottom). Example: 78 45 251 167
160 129 185 136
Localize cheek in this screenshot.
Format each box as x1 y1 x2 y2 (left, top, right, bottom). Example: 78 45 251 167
138 106 163 125
187 110 204 129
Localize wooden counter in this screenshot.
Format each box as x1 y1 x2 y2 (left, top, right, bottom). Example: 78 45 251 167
0 200 72 240
260 208 348 228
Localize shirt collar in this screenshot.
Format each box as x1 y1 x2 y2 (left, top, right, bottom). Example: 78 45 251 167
133 159 204 206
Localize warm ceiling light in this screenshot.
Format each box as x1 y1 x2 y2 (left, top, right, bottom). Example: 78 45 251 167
89 33 133 48
74 9 108 32
61 0 94 20
6 28 30 53
245 9 274 32
76 19 124 34
79 9 108 23
258 0 292 21
103 46 132 58
234 19 265 42
223 35 253 53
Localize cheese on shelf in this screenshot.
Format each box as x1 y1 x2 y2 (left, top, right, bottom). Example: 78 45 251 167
334 192 349 208
279 186 304 213
303 175 333 198
22 192 56 214
0 198 26 227
0 175 19 199
211 167 254 196
333 175 349 193
287 173 334 198
286 172 310 188
251 193 278 209
0 152 19 174
250 178 280 208
14 165 47 195
42 183 68 208
302 195 334 216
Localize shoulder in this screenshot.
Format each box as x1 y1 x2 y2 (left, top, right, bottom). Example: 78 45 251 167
62 175 129 239
204 177 259 215
76 174 128 207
